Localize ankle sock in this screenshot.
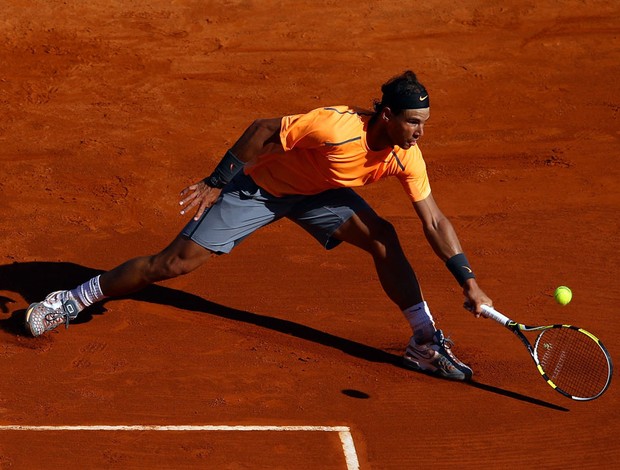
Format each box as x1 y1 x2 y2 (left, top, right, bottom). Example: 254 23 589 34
403 301 436 344
70 275 107 313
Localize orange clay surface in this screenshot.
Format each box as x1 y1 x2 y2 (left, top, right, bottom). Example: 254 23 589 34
1 1 619 468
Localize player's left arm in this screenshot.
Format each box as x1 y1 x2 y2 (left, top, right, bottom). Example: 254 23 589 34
412 193 492 316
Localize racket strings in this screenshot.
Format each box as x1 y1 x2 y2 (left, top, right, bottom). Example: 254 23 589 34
536 328 610 399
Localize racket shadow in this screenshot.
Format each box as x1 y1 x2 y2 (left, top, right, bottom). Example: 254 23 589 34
466 380 569 411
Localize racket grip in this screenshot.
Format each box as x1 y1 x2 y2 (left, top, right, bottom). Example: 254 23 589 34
481 305 511 326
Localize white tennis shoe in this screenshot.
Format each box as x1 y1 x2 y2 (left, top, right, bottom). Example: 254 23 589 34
403 329 473 381
25 290 79 337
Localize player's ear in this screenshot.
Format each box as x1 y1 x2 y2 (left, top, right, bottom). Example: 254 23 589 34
382 107 394 122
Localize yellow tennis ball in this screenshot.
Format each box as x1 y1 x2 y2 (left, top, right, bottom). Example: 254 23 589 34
554 286 572 305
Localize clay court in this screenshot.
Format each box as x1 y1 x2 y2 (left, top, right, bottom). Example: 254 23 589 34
1 1 619 468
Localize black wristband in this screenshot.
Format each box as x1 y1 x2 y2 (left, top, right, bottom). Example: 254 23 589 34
205 150 245 189
446 253 475 286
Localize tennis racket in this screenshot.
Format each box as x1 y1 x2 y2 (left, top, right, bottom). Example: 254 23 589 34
480 304 613 401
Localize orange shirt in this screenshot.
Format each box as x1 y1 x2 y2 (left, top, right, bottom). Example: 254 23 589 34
244 106 431 202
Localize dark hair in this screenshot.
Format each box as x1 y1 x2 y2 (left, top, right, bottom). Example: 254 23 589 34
373 70 428 115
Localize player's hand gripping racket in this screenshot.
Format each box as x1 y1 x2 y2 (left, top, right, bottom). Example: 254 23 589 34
480 305 613 401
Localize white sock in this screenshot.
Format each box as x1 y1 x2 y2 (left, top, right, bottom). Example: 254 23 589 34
403 301 436 344
69 275 107 313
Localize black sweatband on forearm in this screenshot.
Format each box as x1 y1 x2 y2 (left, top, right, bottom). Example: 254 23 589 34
446 253 476 286
205 150 245 189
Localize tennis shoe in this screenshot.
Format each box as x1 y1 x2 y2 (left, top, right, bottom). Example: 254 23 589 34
403 329 473 381
25 290 79 337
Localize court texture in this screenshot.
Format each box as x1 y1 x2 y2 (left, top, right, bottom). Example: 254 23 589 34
0 1 618 468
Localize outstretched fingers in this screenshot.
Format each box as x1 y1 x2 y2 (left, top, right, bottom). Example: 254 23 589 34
179 181 221 220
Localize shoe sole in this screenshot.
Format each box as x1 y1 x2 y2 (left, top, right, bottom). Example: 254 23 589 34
402 354 472 382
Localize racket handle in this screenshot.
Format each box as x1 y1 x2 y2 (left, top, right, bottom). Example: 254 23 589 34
481 305 511 326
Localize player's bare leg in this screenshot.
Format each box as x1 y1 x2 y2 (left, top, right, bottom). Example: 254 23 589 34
25 235 213 336
333 211 472 380
332 211 423 311
100 235 214 296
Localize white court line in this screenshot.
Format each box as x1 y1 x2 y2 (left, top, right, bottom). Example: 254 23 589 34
0 425 360 470
338 429 361 470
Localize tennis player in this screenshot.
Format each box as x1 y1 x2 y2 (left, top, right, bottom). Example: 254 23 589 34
26 70 492 381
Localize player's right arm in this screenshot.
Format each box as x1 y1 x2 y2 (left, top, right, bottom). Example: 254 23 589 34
179 117 283 220
412 192 492 316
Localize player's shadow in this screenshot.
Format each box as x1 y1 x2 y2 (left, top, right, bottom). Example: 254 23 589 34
0 261 399 365
0 261 568 411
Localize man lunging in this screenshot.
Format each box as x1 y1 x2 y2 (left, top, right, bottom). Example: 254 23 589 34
26 71 492 381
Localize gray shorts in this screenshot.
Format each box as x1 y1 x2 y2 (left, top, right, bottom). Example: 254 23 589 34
181 172 371 254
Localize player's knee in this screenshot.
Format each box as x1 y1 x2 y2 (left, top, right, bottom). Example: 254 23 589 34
367 218 400 255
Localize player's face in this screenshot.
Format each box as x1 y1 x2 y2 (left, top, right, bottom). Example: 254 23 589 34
386 108 430 149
